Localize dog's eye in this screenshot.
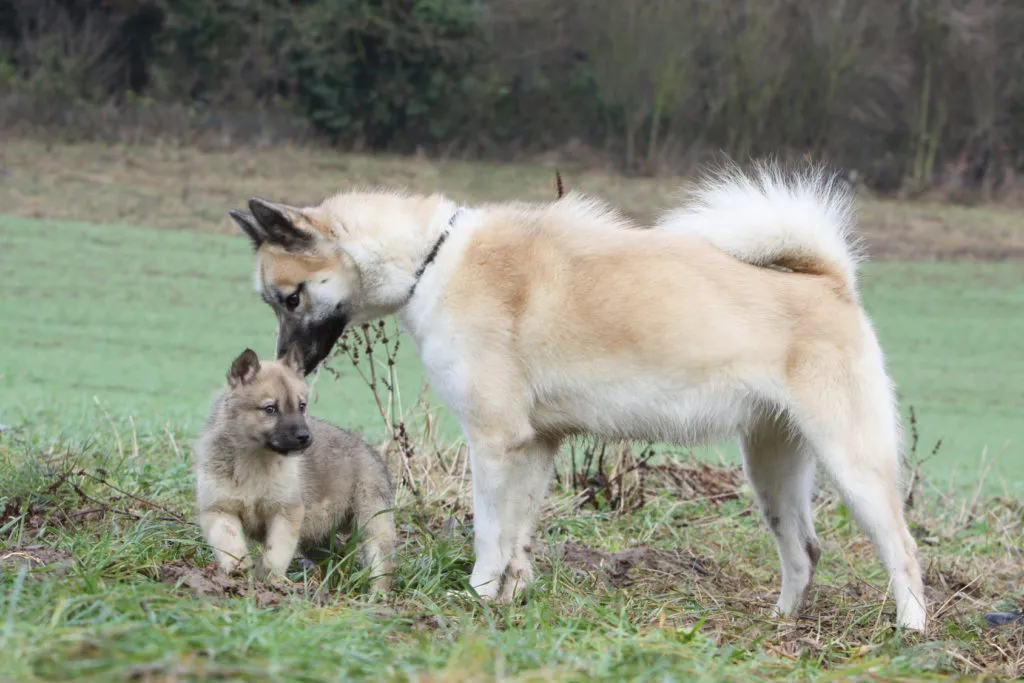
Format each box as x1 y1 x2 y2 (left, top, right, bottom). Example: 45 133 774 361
285 292 301 311
298 401 307 413
263 404 278 416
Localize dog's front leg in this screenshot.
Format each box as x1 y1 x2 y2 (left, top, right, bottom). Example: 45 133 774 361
468 434 558 603
200 509 251 576
257 506 304 581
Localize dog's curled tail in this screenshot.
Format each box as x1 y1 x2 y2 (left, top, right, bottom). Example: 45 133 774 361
655 162 864 298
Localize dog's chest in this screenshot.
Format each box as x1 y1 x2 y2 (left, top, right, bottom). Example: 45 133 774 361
211 457 303 535
231 458 299 501
399 316 472 414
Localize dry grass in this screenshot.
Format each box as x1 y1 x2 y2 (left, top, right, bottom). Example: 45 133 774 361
2 138 1024 260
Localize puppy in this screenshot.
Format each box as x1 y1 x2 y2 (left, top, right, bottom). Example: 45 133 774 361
194 347 397 593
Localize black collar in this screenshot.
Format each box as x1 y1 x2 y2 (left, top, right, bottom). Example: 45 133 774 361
407 208 462 301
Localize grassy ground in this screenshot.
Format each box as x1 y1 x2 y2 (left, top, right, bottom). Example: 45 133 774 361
2 141 1024 680
2 389 1023 680
1 215 1021 493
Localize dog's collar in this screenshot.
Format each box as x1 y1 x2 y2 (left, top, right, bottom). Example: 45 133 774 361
407 207 463 301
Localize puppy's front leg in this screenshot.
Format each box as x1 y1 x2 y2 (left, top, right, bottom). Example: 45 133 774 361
200 509 251 576
257 506 304 581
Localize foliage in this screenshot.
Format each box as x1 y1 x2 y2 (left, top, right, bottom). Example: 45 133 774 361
284 0 484 148
2 0 1024 192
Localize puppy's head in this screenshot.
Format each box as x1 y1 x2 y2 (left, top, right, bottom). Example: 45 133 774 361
222 347 312 455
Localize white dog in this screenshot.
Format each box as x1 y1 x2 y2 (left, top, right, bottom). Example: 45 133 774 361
229 162 927 631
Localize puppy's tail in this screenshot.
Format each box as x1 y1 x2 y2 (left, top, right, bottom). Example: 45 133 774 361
655 161 863 298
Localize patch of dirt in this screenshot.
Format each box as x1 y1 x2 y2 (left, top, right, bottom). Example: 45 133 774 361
154 560 331 607
0 545 75 578
0 500 20 526
1 497 65 539
647 462 746 503
546 541 711 588
925 565 985 600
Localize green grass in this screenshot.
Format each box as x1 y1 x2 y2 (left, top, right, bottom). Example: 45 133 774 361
1 215 1021 493
3 417 1022 681
861 262 1024 494
0 215 448 442
2 213 1024 680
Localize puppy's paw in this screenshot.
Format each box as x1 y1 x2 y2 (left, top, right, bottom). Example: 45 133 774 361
369 575 393 596
216 555 252 578
254 559 293 585
266 573 295 590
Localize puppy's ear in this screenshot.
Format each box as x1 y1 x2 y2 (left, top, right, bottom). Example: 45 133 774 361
278 343 305 378
228 210 264 250
228 348 261 387
248 197 317 252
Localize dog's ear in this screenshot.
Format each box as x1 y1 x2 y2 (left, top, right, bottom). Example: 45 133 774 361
248 197 317 251
228 210 264 250
278 343 305 377
228 348 261 387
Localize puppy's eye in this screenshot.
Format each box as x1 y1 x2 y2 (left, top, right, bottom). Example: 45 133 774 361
298 401 307 413
263 404 278 416
285 292 301 310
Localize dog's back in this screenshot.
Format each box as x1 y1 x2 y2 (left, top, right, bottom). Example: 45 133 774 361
297 417 393 543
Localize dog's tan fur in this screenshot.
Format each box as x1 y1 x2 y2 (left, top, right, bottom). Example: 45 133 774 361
229 162 927 631
194 348 397 592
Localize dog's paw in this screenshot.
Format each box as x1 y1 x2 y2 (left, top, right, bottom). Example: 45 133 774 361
254 559 294 586
444 588 485 602
216 556 252 578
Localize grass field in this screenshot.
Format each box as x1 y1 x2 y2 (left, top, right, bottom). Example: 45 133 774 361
2 142 1023 680
2 215 1021 493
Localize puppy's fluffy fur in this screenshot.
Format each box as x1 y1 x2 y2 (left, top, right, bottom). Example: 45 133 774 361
194 348 396 592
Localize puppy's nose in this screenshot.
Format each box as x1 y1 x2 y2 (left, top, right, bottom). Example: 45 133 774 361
295 430 311 447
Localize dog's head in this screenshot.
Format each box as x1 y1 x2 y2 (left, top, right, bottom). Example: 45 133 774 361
229 201 360 376
221 347 313 455
230 192 444 375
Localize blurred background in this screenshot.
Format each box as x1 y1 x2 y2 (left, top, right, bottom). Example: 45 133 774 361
1 0 1023 197
0 0 1021 494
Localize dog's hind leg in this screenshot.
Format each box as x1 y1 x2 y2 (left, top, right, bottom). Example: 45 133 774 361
354 502 398 595
742 415 821 620
793 367 927 631
467 432 558 602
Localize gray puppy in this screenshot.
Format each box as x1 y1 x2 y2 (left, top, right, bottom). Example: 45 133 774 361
194 347 397 593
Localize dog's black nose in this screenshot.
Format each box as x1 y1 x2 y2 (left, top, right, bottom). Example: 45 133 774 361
295 430 311 447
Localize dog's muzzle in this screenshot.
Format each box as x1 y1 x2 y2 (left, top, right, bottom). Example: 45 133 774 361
277 308 349 376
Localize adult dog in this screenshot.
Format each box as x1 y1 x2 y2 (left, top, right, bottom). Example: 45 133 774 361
228 163 927 631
